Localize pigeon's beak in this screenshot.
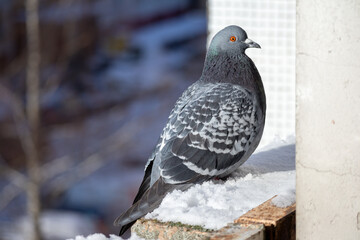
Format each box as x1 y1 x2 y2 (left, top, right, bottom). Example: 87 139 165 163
245 38 261 49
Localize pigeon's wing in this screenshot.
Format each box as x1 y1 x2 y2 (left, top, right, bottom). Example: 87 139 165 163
158 83 263 184
140 82 199 172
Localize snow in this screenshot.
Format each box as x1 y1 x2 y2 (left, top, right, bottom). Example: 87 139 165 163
68 233 144 240
145 136 295 230
271 189 296 208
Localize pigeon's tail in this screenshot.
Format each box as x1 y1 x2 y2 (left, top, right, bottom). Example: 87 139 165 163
114 177 182 236
118 220 136 236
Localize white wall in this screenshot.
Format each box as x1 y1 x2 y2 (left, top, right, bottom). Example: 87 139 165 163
208 0 296 147
296 0 360 239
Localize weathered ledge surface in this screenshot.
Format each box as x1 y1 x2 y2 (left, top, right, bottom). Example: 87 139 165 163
132 196 295 240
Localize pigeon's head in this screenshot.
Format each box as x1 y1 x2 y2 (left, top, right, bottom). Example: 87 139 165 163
208 25 260 56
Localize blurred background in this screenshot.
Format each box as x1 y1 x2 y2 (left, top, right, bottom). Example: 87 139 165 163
0 0 295 239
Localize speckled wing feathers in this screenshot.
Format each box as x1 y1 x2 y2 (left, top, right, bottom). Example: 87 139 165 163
154 82 260 184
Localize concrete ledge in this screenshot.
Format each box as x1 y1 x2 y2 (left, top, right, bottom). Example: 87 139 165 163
235 196 296 240
132 195 295 240
132 219 213 240
132 219 264 240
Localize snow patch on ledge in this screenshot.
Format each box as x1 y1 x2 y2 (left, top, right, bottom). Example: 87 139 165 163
146 136 296 230
271 189 296 208
67 233 144 240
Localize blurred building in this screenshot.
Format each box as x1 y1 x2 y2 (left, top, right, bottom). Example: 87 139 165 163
0 0 207 239
0 0 207 166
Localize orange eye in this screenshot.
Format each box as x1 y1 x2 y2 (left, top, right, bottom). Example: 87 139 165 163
230 36 236 42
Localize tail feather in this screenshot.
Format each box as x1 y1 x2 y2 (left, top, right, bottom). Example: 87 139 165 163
114 177 180 235
115 174 207 236
118 220 136 236
132 161 153 204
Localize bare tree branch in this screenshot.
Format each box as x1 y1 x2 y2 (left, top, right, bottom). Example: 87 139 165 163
40 156 74 181
0 156 27 189
25 0 42 238
0 154 27 211
42 114 145 198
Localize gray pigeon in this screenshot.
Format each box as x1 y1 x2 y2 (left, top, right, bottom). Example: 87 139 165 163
114 25 266 235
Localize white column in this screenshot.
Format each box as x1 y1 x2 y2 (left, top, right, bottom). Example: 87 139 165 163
296 0 360 239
